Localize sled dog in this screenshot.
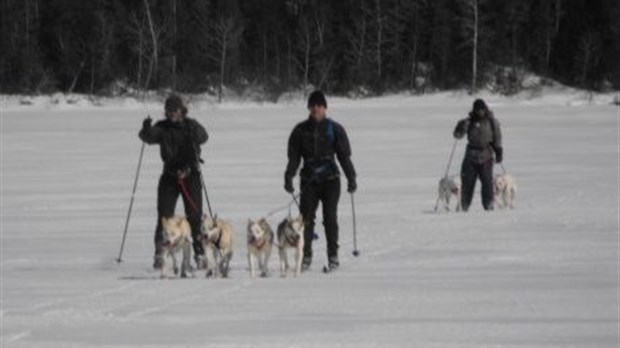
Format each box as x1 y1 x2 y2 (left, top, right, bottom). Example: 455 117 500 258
494 174 517 209
438 175 461 212
247 218 274 278
160 216 193 278
276 215 305 277
201 215 234 278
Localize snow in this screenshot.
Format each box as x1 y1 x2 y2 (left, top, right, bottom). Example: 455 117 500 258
1 94 619 347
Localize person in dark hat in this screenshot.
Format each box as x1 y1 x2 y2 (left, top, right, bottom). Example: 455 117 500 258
284 90 357 272
139 94 209 269
453 98 503 211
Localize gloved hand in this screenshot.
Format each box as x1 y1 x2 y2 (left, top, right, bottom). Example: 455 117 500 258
284 176 294 193
495 147 503 163
142 116 152 129
347 179 357 193
454 120 469 139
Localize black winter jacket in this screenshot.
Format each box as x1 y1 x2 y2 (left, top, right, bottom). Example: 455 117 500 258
454 111 502 163
139 118 208 173
285 117 356 183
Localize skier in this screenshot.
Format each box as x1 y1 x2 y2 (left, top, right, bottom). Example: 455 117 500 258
284 90 357 272
139 95 209 269
453 99 502 211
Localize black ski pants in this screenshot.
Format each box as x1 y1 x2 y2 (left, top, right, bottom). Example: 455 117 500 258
154 172 204 257
299 178 341 261
460 159 494 211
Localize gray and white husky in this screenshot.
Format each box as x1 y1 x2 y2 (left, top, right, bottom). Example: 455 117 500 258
276 215 305 277
247 218 274 278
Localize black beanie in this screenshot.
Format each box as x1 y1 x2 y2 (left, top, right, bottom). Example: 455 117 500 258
165 94 187 115
307 90 327 108
473 99 488 112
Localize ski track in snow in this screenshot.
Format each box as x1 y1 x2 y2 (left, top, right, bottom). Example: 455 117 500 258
1 97 619 347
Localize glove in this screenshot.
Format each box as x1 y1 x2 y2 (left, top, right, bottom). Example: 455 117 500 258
454 120 469 139
347 179 357 193
142 117 152 129
495 147 503 163
284 176 294 193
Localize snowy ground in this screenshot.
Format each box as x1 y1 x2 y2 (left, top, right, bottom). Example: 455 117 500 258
1 94 619 347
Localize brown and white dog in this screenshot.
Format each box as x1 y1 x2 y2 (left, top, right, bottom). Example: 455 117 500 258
160 216 194 279
494 174 517 209
201 215 234 278
276 215 305 277
247 218 274 278
437 175 461 212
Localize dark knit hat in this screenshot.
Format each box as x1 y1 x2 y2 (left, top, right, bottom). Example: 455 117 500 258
307 90 327 108
165 94 187 115
472 99 488 112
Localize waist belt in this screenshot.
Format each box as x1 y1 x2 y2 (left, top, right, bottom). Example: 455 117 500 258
466 144 490 151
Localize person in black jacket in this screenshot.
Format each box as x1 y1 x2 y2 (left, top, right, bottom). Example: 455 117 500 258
139 95 209 270
284 90 357 272
453 99 502 211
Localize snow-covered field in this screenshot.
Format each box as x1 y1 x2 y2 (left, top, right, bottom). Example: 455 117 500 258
1 94 619 347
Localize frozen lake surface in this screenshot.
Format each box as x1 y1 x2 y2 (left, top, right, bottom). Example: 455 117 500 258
1 95 618 347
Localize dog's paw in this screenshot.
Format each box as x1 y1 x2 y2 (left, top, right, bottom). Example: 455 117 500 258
173 267 179 275
205 269 214 278
260 271 268 278
180 272 188 278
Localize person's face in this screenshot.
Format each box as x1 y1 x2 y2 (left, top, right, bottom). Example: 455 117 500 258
475 108 486 118
168 108 184 122
309 104 327 121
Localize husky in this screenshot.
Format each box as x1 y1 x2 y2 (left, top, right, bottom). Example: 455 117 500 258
247 218 274 278
160 216 194 279
276 215 305 277
437 175 461 212
201 215 234 278
494 174 517 209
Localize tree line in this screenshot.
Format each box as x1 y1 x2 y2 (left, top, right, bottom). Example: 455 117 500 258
2 0 618 99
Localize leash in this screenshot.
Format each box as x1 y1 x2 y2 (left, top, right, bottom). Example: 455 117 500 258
499 163 507 175
186 122 215 218
264 194 300 218
178 176 200 213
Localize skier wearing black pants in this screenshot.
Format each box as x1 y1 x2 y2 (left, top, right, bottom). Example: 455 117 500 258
284 90 357 272
139 95 209 269
453 99 503 211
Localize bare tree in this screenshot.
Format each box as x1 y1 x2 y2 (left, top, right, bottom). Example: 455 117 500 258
576 30 600 87
545 0 563 73
209 17 243 103
295 16 314 91
374 0 384 80
142 0 159 90
344 0 368 87
127 12 147 89
459 0 480 93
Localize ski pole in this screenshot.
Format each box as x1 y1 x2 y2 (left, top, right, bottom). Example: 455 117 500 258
351 192 360 257
434 138 458 212
117 140 146 263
